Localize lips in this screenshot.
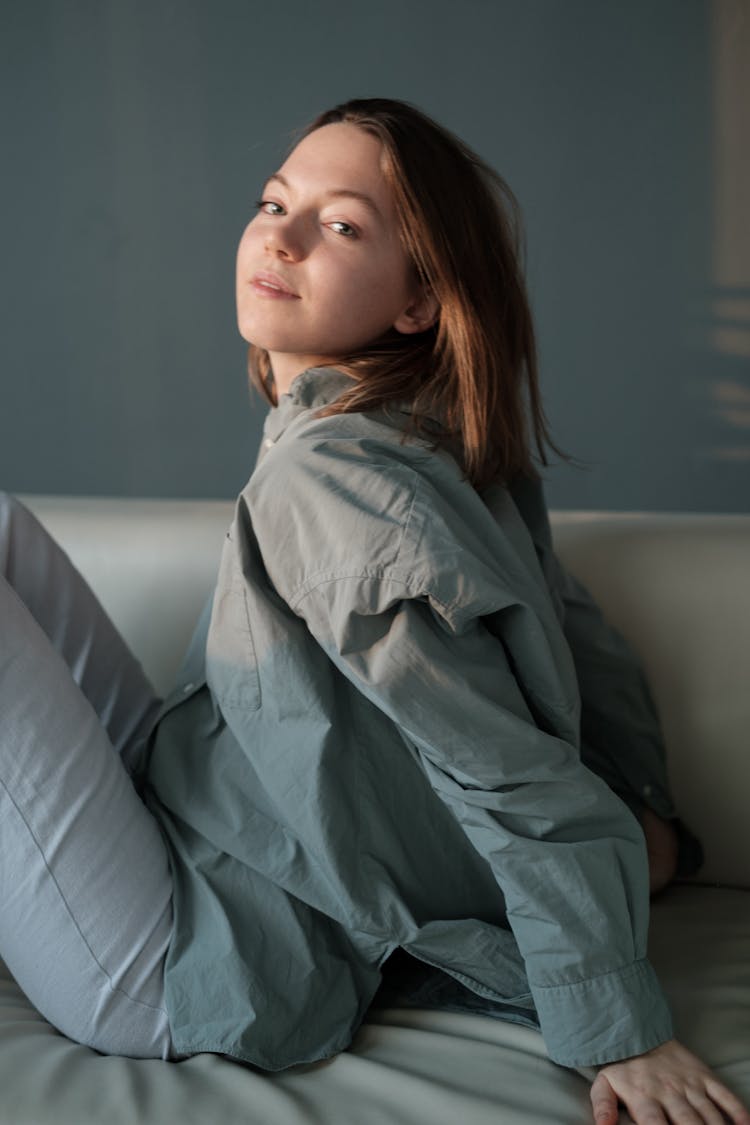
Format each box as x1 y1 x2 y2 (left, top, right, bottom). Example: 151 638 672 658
250 270 300 298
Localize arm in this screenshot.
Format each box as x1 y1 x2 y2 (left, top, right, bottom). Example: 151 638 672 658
284 573 673 1068
505 481 750 1121
554 576 746 1117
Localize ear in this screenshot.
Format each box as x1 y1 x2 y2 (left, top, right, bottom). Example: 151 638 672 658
393 286 440 335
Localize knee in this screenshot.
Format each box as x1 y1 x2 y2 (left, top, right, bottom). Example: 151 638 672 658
0 492 34 553
0 491 25 526
0 492 46 539
0 491 20 547
0 495 53 582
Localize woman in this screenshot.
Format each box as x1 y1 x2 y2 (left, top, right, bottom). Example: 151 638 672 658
1 98 747 1125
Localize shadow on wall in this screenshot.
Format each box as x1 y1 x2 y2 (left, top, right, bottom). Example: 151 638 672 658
701 0 750 465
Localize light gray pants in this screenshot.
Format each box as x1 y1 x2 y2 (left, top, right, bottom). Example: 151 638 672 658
0 493 177 1059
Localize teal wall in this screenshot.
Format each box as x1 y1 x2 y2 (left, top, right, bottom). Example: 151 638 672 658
2 0 748 511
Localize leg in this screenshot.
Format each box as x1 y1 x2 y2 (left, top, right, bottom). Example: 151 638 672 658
0 493 161 776
0 578 175 1059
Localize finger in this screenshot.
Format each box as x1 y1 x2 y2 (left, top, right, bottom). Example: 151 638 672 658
703 1076 750 1125
658 1090 705 1125
618 1094 669 1125
590 1073 620 1124
683 1086 732 1125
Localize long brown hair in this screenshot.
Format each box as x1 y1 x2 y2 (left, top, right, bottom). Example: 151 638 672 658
248 97 575 491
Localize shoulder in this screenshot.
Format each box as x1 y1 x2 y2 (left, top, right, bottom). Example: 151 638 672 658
250 408 433 524
245 412 434 603
245 413 550 633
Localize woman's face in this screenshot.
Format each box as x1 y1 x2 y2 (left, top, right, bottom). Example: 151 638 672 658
236 122 433 394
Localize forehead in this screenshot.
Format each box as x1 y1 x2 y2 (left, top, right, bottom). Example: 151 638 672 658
278 123 391 206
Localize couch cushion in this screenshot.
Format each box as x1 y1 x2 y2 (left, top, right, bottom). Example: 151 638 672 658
0 885 747 1124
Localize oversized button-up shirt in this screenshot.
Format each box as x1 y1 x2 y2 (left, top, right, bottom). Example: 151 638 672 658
144 366 680 1071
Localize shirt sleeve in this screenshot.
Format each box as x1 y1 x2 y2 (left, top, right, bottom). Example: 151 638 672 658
287 571 673 1066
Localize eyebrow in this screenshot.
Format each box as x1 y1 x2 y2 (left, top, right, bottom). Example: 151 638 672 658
264 172 384 223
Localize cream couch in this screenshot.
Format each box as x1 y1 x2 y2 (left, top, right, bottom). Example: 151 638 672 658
1 496 748 1125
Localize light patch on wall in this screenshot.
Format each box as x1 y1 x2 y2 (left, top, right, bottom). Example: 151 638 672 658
711 0 750 311
702 0 750 465
711 297 750 359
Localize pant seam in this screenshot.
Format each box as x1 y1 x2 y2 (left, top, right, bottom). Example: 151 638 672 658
0 774 170 1019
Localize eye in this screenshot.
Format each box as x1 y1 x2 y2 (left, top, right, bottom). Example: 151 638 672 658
327 220 358 239
254 199 285 216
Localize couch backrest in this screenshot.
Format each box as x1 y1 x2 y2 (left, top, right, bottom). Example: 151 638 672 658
22 495 234 698
22 495 750 890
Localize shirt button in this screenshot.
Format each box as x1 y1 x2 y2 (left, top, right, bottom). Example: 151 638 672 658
183 682 195 694
642 784 653 798
263 437 275 449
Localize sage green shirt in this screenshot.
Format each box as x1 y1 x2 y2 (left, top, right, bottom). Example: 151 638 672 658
145 366 678 1071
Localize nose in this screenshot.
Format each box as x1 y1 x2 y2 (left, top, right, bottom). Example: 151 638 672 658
264 215 305 262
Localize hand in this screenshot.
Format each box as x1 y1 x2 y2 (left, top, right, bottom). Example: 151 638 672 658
590 1039 750 1124
640 806 679 895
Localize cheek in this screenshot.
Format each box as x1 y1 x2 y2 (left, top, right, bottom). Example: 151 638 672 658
235 239 247 280
356 257 412 317
237 223 259 269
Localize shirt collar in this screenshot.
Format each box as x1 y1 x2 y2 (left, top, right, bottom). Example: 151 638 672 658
258 364 450 464
260 367 357 447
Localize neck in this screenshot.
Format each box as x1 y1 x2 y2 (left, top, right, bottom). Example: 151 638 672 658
268 354 329 399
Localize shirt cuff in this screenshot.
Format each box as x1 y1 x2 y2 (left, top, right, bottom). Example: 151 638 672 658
530 957 674 1068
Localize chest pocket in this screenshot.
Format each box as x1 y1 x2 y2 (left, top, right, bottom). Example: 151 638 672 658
205 529 262 712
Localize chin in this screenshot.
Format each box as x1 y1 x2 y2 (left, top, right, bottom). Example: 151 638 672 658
237 322 273 349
